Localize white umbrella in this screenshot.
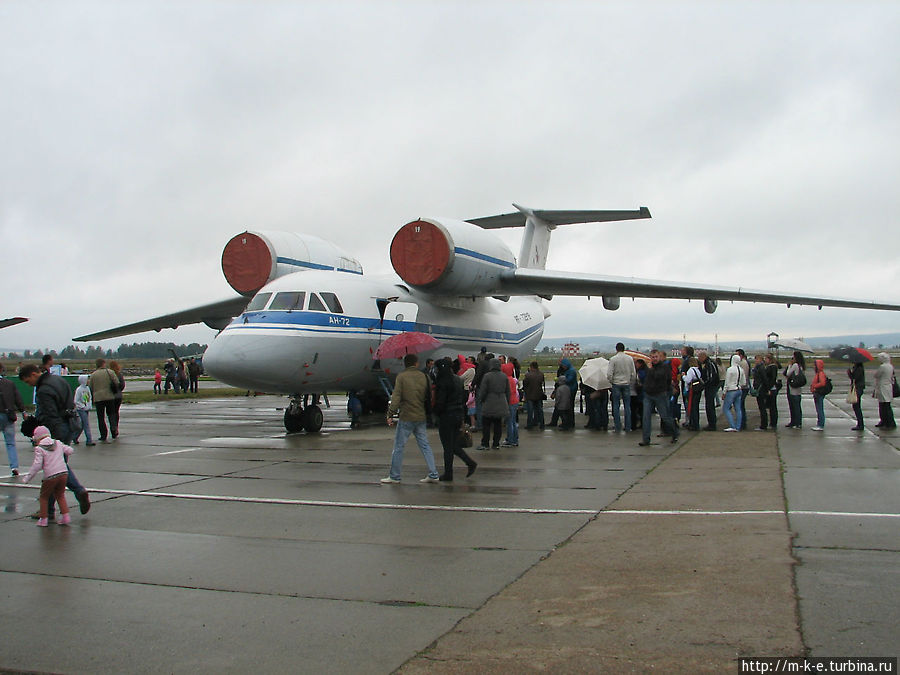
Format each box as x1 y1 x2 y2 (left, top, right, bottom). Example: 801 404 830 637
578 357 611 390
772 337 814 353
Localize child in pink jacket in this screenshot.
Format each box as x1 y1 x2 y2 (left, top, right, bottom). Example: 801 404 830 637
20 425 73 526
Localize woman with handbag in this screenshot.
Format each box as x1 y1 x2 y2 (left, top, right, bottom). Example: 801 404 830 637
847 361 865 431
873 352 896 429
433 358 476 481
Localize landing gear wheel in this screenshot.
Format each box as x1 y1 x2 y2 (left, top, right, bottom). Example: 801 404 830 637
284 408 305 433
302 405 324 432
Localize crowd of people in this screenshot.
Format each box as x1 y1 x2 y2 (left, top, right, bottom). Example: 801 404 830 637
379 344 899 483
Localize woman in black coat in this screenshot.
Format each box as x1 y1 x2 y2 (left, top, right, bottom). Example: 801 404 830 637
848 361 866 431
433 358 477 481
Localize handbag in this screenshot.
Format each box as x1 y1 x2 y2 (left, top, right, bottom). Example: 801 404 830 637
65 408 83 433
458 428 473 448
846 383 858 405
892 374 900 398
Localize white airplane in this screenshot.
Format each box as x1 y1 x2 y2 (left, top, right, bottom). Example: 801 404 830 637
75 205 900 432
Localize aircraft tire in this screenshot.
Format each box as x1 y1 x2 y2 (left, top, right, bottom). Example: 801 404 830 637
302 405 324 433
284 409 305 434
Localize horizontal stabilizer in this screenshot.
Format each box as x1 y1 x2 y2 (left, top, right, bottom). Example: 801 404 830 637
468 207 651 229
73 296 249 342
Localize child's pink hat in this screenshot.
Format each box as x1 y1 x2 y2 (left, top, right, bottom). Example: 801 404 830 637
32 426 51 442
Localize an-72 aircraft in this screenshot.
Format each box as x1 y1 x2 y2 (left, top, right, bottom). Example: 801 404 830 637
75 205 900 432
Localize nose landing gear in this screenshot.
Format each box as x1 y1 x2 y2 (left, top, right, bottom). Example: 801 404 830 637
284 396 324 433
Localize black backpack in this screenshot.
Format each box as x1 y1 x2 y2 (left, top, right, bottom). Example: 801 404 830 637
820 377 833 395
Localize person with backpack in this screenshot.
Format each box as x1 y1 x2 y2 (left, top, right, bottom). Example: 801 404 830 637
783 351 807 428
810 359 829 431
681 357 703 431
697 350 719 431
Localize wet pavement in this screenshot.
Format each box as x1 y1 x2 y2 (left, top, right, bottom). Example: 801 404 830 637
1 391 897 673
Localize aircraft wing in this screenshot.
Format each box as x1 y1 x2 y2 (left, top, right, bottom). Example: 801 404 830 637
498 269 900 312
0 317 28 330
73 296 249 342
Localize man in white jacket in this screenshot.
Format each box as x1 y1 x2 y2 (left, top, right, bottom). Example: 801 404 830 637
607 342 636 432
722 354 746 431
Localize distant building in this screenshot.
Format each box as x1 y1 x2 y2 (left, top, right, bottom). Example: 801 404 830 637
562 342 581 358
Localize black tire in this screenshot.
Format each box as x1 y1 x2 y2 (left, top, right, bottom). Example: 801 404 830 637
302 405 324 432
284 409 305 433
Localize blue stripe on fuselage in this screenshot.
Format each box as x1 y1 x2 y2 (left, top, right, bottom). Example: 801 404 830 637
453 247 516 269
225 310 542 345
275 256 363 275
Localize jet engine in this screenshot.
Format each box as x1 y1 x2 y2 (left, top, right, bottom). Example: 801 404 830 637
390 218 516 295
221 230 363 297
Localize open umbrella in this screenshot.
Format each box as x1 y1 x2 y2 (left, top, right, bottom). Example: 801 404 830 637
772 337 815 353
829 346 874 363
579 357 611 390
623 349 652 364
374 331 442 360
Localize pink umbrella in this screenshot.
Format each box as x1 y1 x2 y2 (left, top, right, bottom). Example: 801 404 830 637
374 331 442 360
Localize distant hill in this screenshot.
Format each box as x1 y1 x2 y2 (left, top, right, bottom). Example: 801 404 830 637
537 332 900 354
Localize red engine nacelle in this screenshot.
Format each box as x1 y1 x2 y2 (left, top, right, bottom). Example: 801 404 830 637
390 218 516 295
221 230 363 297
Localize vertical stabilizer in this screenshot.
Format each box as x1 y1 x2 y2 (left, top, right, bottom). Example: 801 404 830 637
514 204 554 270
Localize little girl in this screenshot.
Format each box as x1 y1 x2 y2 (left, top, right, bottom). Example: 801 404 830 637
20 426 73 527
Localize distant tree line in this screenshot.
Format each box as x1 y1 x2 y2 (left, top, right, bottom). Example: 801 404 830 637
1 342 208 361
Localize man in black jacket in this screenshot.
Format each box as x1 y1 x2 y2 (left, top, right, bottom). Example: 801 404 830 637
640 350 679 446
697 350 720 431
18 364 91 517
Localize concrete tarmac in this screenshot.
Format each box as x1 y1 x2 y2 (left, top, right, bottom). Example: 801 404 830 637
1 390 897 673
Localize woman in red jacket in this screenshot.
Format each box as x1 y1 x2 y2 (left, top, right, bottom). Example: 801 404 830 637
810 359 828 431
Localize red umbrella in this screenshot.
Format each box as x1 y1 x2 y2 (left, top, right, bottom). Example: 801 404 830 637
374 331 442 360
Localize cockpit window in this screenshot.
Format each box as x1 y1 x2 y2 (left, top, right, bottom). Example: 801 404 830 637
270 291 306 311
245 292 271 311
320 292 343 313
308 293 327 312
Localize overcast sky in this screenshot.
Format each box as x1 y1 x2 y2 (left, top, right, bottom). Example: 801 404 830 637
2 0 899 352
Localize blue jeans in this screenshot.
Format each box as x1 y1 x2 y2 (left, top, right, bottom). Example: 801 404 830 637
525 399 544 429
389 420 438 480
2 419 18 471
642 391 678 444
813 394 825 427
723 390 743 430
74 409 93 444
611 384 631 431
505 404 519 444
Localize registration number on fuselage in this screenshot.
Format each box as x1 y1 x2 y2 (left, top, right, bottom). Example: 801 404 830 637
329 316 351 326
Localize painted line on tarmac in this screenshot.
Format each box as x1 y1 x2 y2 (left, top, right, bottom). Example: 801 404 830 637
3 481 899 518
607 509 900 518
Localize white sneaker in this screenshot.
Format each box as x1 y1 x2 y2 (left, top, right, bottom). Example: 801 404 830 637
380 477 400 484
419 476 439 483
811 426 824 431
724 427 737 432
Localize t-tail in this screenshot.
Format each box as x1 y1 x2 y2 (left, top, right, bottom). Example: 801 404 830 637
467 205 651 270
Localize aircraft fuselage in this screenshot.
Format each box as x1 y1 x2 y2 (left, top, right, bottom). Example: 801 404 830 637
203 270 546 394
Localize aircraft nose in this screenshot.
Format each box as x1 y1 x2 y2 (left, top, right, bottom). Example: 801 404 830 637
203 331 294 392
